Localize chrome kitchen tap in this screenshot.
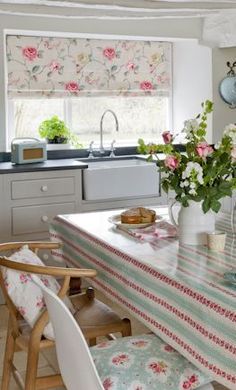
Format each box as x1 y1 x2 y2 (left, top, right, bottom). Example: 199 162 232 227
99 109 119 154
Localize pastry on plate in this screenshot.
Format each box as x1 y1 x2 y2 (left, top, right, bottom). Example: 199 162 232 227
120 207 156 224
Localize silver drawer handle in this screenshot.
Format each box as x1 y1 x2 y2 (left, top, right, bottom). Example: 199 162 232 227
41 185 48 192
41 215 49 223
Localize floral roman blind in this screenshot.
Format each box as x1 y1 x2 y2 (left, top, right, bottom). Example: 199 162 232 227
6 35 171 98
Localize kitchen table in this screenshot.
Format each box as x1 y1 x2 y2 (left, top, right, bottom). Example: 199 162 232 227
50 207 236 390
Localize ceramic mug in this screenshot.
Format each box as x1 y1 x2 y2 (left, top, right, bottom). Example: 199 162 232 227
207 231 226 251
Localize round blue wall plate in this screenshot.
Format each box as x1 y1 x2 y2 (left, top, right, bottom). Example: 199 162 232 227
219 76 236 106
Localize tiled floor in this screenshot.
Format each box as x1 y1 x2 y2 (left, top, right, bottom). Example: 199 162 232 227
0 291 228 390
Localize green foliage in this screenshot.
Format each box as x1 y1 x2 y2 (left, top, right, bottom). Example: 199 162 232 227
38 115 83 149
137 100 236 214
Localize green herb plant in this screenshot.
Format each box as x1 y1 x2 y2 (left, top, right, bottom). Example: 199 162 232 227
38 115 82 148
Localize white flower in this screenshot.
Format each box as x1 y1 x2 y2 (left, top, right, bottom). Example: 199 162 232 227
190 183 196 189
189 188 197 196
214 141 221 150
223 123 236 144
182 119 199 136
182 162 204 185
197 174 204 185
180 180 189 188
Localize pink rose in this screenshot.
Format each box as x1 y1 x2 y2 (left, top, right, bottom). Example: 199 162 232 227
112 353 129 366
196 142 213 158
164 155 179 171
20 274 29 284
50 61 60 71
103 47 116 60
164 344 175 352
231 146 236 161
189 374 198 383
127 61 135 70
65 81 79 92
140 81 153 91
182 381 191 389
162 131 173 144
22 46 38 61
103 377 113 390
36 297 45 308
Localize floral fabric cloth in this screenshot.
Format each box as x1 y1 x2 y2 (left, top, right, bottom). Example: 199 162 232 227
2 245 74 340
91 334 211 390
117 220 177 247
6 35 171 98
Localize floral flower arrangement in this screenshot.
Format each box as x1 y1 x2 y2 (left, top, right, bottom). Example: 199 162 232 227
138 100 236 213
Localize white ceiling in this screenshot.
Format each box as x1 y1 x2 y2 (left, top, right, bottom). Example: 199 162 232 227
1 0 236 15
1 0 236 47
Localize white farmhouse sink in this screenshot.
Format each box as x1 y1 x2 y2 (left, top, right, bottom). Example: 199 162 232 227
82 158 160 201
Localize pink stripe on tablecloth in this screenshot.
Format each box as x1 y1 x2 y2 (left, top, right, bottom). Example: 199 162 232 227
51 230 236 299
51 231 236 355
53 218 236 318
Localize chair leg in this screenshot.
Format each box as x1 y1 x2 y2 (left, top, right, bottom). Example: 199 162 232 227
1 325 15 390
24 342 40 390
89 337 97 346
121 318 132 337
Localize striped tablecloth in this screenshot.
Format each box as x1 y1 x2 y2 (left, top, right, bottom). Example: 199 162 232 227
50 207 236 390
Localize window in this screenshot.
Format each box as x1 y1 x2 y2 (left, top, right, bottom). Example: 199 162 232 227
70 96 170 146
6 33 172 150
8 95 170 149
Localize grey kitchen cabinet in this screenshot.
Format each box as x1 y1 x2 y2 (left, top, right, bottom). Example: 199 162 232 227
0 169 83 243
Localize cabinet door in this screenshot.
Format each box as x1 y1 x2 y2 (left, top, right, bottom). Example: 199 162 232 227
12 202 76 235
11 176 75 199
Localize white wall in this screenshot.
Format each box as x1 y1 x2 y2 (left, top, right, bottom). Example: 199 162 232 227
172 41 212 140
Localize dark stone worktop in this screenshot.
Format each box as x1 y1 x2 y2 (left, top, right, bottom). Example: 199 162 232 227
0 158 88 174
0 146 140 174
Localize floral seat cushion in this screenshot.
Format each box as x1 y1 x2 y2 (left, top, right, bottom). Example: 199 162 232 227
91 334 211 390
2 245 74 340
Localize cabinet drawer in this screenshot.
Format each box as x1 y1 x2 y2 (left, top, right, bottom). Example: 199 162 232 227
11 177 75 200
12 202 76 235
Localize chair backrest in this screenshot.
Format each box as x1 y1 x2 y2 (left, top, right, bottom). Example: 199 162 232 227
32 275 104 390
0 241 96 342
0 242 61 340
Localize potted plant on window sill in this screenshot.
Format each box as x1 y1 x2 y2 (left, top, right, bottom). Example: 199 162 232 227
38 115 82 150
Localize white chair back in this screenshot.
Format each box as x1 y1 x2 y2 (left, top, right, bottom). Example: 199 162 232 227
33 276 214 390
32 276 103 390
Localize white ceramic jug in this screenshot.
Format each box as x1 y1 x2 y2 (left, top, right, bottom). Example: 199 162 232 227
169 199 215 245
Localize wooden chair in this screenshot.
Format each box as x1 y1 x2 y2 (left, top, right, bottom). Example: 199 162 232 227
0 241 131 390
35 277 214 390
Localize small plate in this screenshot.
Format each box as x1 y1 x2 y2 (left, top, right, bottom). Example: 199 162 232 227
219 76 236 106
223 271 236 285
108 214 160 229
